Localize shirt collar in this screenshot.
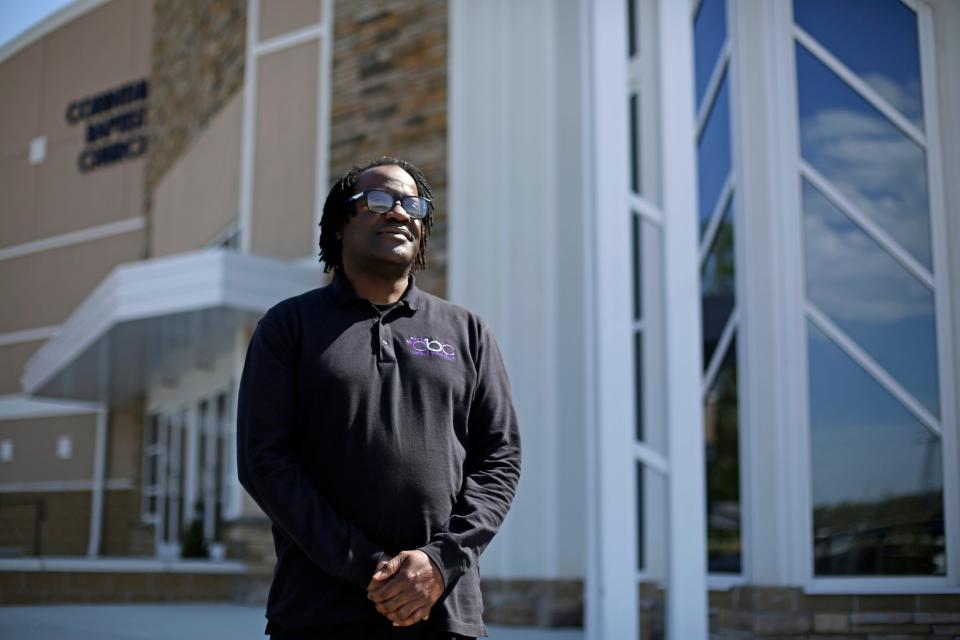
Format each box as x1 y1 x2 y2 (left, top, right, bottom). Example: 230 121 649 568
331 271 422 311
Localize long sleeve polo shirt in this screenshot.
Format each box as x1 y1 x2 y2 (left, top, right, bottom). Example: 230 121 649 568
237 274 522 638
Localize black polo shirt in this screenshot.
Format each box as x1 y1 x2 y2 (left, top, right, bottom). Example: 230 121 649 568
237 274 521 638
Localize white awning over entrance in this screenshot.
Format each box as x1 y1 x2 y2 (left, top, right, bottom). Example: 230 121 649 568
21 249 322 404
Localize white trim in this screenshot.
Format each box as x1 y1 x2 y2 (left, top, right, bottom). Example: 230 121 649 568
0 395 101 420
238 0 260 254
900 0 918 11
86 409 107 557
917 0 959 587
0 217 145 263
658 0 709 637
0 478 133 493
633 442 668 477
697 173 734 265
806 301 941 436
578 1 601 637
629 193 664 226
0 557 246 573
799 160 934 290
805 578 958 595
696 42 731 137
314 0 334 268
702 308 738 398
793 25 925 149
769 0 812 586
0 0 112 64
253 24 322 58
0 326 60 347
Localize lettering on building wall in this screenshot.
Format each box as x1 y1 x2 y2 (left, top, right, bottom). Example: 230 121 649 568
65 79 149 173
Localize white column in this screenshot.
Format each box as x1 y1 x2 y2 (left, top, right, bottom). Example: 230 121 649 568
657 0 709 637
581 0 638 638
86 407 107 557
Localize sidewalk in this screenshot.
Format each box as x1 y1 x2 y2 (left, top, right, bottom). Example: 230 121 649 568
0 603 584 639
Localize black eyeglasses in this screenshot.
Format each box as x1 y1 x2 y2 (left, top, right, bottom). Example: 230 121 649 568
348 190 431 219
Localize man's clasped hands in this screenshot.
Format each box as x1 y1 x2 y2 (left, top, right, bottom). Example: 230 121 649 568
366 549 445 627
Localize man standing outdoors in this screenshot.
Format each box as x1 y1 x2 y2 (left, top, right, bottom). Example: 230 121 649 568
237 157 522 639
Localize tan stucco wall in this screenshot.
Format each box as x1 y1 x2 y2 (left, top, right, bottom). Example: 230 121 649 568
151 92 243 257
0 229 145 334
250 41 320 260
0 413 97 483
0 340 44 395
0 0 152 251
107 402 143 482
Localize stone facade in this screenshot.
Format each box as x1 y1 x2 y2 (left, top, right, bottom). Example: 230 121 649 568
0 570 242 605
709 586 960 639
480 579 583 628
0 492 90 556
329 0 448 297
145 0 246 214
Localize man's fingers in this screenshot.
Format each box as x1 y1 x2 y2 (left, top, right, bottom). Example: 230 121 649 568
391 604 431 627
372 554 404 582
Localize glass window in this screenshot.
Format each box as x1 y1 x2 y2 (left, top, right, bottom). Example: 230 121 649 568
704 337 741 573
693 0 727 111
635 332 644 443
637 461 645 571
697 73 732 236
630 93 641 195
802 179 939 417
796 43 931 269
808 322 945 576
793 0 923 129
701 200 735 370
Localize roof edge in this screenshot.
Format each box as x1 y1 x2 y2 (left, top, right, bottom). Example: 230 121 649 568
0 0 112 65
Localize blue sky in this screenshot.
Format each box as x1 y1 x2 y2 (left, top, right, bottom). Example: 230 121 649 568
0 0 75 50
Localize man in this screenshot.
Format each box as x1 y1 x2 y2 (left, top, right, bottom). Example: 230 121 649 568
237 157 521 639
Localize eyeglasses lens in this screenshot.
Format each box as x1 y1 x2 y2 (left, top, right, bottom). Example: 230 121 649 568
364 190 426 218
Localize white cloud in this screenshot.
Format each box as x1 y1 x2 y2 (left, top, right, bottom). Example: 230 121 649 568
801 107 932 269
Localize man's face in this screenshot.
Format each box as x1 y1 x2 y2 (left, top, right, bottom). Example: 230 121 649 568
339 165 423 274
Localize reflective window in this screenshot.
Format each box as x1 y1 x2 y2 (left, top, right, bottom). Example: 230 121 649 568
793 0 923 130
637 461 645 570
802 180 939 416
701 200 735 369
796 44 931 269
635 332 644 443
704 337 741 573
693 0 727 111
630 94 641 195
697 74 732 236
808 323 945 576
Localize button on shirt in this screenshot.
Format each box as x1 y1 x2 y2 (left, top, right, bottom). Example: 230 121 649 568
237 274 522 638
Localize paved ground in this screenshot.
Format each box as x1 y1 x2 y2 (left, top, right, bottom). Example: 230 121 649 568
0 603 584 639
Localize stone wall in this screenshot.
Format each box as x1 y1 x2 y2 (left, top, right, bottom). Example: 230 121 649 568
480 579 583 628
710 586 960 639
0 492 90 556
145 0 245 215
330 0 448 297
0 570 242 604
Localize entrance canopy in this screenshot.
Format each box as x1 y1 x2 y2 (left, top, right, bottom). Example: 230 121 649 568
21 249 322 404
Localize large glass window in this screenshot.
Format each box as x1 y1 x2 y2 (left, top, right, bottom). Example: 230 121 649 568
694 0 741 574
794 0 946 577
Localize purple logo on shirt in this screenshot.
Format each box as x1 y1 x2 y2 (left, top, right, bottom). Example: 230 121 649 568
405 336 457 361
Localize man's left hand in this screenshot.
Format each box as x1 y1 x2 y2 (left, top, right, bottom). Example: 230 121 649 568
366 550 444 627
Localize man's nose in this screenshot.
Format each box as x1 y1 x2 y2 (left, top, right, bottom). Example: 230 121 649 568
384 203 411 220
